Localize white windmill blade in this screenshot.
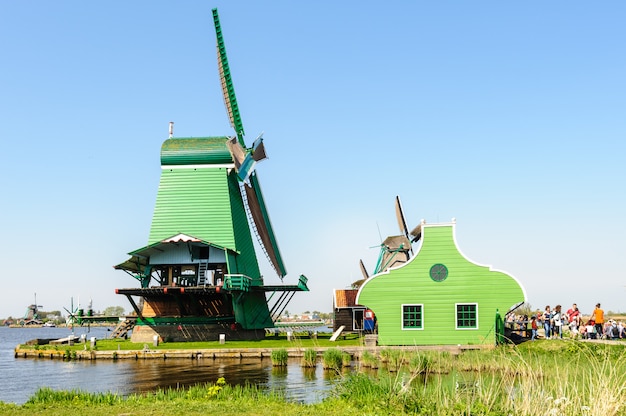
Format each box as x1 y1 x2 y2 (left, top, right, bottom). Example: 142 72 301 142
395 195 410 239
359 259 370 280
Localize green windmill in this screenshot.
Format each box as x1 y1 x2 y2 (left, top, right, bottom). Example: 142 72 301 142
114 9 309 343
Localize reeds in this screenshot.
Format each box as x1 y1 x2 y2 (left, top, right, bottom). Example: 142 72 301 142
17 341 626 416
359 350 379 369
335 342 626 416
322 348 343 370
300 348 317 368
270 348 288 367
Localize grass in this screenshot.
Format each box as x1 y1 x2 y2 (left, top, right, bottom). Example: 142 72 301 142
18 332 362 353
271 349 288 366
301 348 317 368
321 348 343 370
5 340 626 415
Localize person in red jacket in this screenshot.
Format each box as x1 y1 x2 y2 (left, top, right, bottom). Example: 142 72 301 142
566 303 580 338
530 316 539 340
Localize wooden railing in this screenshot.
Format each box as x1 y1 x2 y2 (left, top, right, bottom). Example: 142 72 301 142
223 274 252 292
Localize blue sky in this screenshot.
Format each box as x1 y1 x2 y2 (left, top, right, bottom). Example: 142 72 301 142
1 1 625 319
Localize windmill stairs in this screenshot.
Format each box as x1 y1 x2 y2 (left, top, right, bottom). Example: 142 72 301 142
111 318 136 339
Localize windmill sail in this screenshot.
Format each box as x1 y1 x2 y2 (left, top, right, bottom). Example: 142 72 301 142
213 8 244 142
226 136 267 184
243 174 287 277
359 259 370 279
213 8 286 278
395 195 410 239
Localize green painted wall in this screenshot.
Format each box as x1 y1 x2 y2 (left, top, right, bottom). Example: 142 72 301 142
233 292 274 329
356 223 525 346
148 159 260 279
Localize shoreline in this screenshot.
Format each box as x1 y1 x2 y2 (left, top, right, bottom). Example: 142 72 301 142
15 344 479 361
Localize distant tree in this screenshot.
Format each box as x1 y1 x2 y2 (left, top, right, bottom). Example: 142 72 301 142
283 310 289 318
103 306 125 316
303 310 310 314
514 302 534 317
318 312 332 321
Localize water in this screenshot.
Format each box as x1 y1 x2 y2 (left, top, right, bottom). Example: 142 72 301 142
0 326 337 404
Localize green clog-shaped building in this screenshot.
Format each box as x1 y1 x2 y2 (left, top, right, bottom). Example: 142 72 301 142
356 219 526 346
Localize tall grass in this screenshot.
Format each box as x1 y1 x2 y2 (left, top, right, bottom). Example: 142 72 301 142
359 350 378 369
335 342 626 415
322 348 343 370
270 349 288 367
16 341 626 416
301 348 317 368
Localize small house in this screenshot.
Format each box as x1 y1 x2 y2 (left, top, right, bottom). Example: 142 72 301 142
333 289 365 332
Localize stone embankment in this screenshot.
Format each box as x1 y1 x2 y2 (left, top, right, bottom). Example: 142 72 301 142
15 344 480 361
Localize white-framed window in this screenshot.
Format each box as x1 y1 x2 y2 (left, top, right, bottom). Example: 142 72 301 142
402 304 424 330
456 303 478 329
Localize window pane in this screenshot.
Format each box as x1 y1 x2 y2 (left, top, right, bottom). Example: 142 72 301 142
456 304 477 328
402 305 422 329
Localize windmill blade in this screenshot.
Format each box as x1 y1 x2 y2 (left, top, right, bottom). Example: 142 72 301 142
243 173 287 278
213 8 245 143
213 8 285 279
395 196 410 239
251 139 267 162
409 223 422 243
395 196 414 256
226 137 245 169
359 259 370 280
226 136 266 184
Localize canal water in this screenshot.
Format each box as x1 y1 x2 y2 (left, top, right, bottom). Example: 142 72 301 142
0 326 338 405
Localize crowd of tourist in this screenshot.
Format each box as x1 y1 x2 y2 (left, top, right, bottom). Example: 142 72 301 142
507 303 625 341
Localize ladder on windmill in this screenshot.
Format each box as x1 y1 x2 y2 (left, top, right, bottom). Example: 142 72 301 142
198 262 210 286
111 318 136 339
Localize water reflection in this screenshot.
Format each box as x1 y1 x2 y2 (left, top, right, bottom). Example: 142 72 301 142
2 327 491 407
128 358 273 394
1 326 340 405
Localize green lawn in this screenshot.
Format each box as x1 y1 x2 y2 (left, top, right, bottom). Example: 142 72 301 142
20 332 363 352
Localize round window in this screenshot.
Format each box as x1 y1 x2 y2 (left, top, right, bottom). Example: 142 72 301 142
429 264 448 282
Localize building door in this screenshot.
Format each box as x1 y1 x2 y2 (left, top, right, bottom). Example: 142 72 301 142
352 308 365 330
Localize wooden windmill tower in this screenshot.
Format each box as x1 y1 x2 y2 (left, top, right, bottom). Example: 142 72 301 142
114 9 309 343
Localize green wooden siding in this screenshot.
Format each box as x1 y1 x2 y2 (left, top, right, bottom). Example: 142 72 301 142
149 167 236 246
357 223 525 346
148 165 260 280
